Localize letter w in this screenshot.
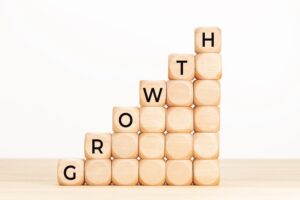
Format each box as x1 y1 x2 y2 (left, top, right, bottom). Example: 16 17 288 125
143 88 163 102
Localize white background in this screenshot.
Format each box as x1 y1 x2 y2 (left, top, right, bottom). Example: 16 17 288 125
0 0 299 158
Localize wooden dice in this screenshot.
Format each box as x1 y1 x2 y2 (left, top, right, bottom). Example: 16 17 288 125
168 54 194 80
112 133 138 159
139 133 165 159
140 107 166 133
167 80 193 106
165 133 193 160
166 107 193 133
139 160 166 185
112 107 139 133
85 159 111 185
193 160 220 185
166 160 193 186
140 80 166 107
84 133 111 159
112 159 139 186
194 80 220 106
58 26 222 187
195 27 221 53
57 159 85 186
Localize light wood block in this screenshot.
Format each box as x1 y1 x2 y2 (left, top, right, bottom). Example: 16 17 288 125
195 53 222 80
166 107 193 133
195 27 221 53
84 133 111 159
4 159 300 199
168 54 195 80
193 133 219 159
139 133 165 159
85 159 111 186
140 80 166 107
57 159 84 186
112 107 139 133
112 159 138 186
194 80 220 106
112 133 138 159
194 106 220 132
166 160 193 186
139 160 166 186
165 133 193 160
167 80 193 107
140 107 166 133
193 160 220 185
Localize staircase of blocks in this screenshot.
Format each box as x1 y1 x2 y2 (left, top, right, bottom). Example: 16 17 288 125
57 27 222 186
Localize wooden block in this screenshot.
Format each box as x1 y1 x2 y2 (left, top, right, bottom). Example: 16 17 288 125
139 133 165 159
112 159 138 186
139 160 166 186
85 159 111 185
193 160 220 185
167 80 193 107
166 107 193 133
194 106 220 132
168 54 195 80
195 27 221 53
84 133 111 159
140 80 166 107
166 160 192 186
193 133 219 159
112 133 138 159
194 80 220 106
165 133 193 160
140 107 165 133
195 53 222 80
112 107 139 133
57 159 84 186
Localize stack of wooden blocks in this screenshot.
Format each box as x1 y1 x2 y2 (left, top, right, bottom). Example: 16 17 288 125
57 27 222 186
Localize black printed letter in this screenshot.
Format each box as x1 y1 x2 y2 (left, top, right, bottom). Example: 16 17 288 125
143 88 163 102
64 165 76 180
176 60 188 75
119 113 133 127
202 32 214 47
92 139 103 154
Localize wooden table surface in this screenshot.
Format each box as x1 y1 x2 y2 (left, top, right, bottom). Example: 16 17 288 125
0 159 300 200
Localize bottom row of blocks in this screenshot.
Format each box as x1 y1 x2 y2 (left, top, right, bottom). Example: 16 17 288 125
57 159 220 186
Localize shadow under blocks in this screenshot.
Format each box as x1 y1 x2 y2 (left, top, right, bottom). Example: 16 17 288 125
57 27 222 186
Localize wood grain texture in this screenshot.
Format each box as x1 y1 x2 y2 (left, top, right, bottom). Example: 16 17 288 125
195 53 222 80
167 80 193 107
194 106 220 132
139 107 166 133
139 159 165 186
85 159 111 186
112 133 138 159
1 159 300 200
194 80 221 106
165 133 193 160
139 133 165 159
166 160 193 186
193 160 220 185
112 159 138 186
193 133 219 159
166 107 193 133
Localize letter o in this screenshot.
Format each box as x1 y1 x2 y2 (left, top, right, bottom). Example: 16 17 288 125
119 113 133 128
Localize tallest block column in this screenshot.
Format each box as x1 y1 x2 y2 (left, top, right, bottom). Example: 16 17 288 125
193 27 221 185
